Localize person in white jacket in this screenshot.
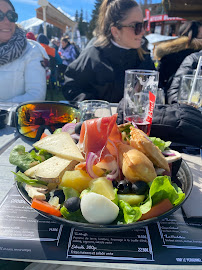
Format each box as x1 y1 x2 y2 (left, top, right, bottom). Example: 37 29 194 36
0 0 49 103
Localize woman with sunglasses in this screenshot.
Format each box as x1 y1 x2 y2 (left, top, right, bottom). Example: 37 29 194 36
62 0 155 103
0 0 49 103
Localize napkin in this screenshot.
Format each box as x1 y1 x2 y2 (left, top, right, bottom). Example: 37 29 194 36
181 153 202 218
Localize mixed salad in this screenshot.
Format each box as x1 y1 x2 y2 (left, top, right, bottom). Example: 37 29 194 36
9 114 185 225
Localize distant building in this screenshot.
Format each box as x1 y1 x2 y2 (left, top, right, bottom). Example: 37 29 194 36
143 3 186 36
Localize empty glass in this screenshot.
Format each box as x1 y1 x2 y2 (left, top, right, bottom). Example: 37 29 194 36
178 75 202 109
79 100 112 121
155 88 165 106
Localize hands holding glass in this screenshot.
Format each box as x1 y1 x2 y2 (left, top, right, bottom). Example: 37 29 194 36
123 70 159 135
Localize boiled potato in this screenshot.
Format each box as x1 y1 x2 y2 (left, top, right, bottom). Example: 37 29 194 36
89 177 115 200
59 170 92 192
118 194 145 206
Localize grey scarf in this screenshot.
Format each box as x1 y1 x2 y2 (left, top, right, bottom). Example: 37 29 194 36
0 27 27 66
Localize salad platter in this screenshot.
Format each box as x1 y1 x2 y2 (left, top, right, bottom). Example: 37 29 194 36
16 159 192 232
10 114 193 232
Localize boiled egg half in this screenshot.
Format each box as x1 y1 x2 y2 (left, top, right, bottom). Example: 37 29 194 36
80 192 119 224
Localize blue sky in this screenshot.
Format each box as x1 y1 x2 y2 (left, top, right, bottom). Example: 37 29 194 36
13 0 161 23
13 0 95 22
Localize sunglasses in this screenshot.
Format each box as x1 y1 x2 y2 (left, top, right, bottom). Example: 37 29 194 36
15 102 80 141
117 21 148 35
0 10 18 23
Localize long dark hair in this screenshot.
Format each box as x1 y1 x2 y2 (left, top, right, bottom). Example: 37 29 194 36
0 0 15 11
95 0 139 47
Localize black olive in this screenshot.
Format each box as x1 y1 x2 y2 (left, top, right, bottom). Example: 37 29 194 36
112 180 118 188
75 122 82 134
117 180 132 194
64 197 81 212
53 189 65 203
46 189 65 204
131 181 149 195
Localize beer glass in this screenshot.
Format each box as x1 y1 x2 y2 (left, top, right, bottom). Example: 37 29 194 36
123 70 159 135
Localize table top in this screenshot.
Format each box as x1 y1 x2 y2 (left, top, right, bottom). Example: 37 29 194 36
0 123 202 270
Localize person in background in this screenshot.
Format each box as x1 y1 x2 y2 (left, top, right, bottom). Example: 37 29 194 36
0 0 48 103
50 37 60 51
37 33 62 84
58 36 78 72
154 21 202 103
26 31 36 41
62 0 155 103
167 50 202 104
37 33 62 65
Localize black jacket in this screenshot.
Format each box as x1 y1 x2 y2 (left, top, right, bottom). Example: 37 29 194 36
167 50 202 104
62 43 155 103
117 100 202 147
150 103 202 147
154 37 202 103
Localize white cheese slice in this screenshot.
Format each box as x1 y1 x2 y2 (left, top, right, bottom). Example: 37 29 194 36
33 132 84 162
24 156 78 183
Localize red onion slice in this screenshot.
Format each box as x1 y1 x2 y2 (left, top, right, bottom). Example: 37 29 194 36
106 168 119 181
132 121 138 128
162 150 176 156
62 123 77 134
71 133 80 141
86 152 99 179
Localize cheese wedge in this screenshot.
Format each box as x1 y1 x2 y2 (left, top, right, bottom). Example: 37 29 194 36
33 132 84 162
24 156 78 183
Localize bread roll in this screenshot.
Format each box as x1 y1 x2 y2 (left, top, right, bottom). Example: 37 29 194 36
117 142 157 183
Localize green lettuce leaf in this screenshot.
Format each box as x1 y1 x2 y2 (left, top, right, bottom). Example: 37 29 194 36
118 200 142 224
118 176 185 224
9 145 38 171
149 137 171 152
62 187 80 200
149 176 185 206
9 145 52 171
13 171 47 185
140 176 185 215
60 206 87 222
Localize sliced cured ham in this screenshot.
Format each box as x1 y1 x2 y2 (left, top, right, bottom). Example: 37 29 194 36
78 114 122 176
79 114 121 159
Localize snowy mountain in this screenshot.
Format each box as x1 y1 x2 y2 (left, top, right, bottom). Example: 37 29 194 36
19 17 43 33
57 7 75 21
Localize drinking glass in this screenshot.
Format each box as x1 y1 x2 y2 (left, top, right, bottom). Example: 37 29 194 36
155 88 165 106
178 75 202 109
79 100 112 121
123 69 159 135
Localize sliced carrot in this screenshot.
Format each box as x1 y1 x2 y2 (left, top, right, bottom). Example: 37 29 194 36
31 198 61 217
40 133 48 140
75 162 86 170
139 198 173 221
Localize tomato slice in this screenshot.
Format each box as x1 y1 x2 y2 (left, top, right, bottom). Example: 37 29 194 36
139 198 173 221
31 198 61 217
